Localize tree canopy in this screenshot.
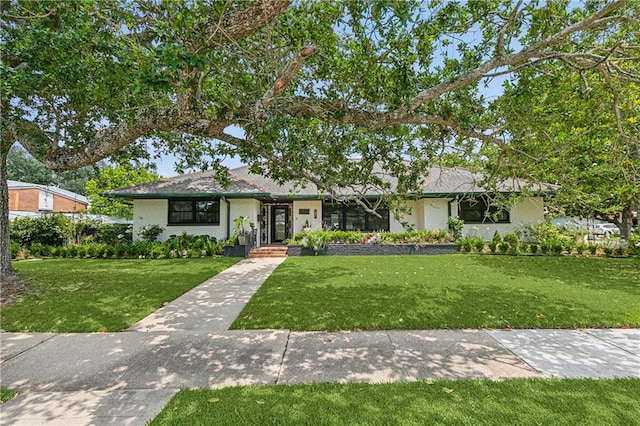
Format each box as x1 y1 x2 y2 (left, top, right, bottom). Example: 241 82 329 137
7 145 100 195
3 1 638 188
85 165 160 219
489 66 639 236
2 0 639 278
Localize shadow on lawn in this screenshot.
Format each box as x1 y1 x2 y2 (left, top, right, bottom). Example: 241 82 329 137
152 378 640 425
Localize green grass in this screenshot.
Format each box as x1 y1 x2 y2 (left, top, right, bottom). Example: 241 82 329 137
1 258 239 332
0 388 17 403
231 255 640 330
150 378 640 426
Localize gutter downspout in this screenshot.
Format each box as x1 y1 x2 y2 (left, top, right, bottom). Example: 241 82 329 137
223 197 231 240
447 195 459 218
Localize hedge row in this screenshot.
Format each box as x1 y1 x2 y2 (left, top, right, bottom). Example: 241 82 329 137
11 234 225 260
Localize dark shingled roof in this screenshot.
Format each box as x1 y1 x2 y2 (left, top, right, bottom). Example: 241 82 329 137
108 164 553 199
106 169 268 198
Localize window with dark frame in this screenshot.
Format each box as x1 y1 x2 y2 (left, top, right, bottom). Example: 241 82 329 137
458 197 510 224
322 203 390 232
168 199 220 225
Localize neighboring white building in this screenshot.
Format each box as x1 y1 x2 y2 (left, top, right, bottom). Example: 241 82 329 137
108 165 551 244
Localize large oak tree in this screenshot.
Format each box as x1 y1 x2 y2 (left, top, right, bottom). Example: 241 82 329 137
2 0 639 280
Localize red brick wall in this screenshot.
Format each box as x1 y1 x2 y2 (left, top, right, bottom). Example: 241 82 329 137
53 195 87 212
8 189 39 211
8 188 87 212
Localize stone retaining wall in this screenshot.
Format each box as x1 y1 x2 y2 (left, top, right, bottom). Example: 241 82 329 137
287 243 458 256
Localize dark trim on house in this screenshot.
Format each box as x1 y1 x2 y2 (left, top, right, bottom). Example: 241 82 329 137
167 199 221 225
109 192 268 199
457 196 510 224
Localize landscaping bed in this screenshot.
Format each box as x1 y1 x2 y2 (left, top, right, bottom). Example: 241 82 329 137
288 243 457 256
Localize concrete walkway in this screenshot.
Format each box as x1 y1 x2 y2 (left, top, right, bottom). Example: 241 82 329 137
1 258 638 425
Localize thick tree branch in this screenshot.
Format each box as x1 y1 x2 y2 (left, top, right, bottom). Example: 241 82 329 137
13 97 226 171
207 0 292 45
253 44 318 123
407 0 629 111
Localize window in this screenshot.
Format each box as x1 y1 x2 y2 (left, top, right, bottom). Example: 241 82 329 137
322 203 389 232
458 197 509 224
168 199 220 225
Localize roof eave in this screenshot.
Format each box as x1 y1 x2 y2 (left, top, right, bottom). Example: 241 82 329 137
106 192 270 199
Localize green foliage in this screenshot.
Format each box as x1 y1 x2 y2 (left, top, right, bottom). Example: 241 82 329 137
85 166 160 219
503 233 519 246
629 232 640 256
9 215 132 254
10 240 20 259
576 242 589 255
223 235 239 247
289 230 454 248
499 242 509 254
7 145 56 185
233 216 249 236
488 230 502 253
10 231 223 260
0 388 17 403
447 216 465 241
6 145 100 195
96 223 132 245
299 229 329 254
458 235 484 253
490 55 640 237
9 215 73 247
138 224 164 242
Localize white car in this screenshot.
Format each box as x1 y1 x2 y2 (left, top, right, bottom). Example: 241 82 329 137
590 223 620 238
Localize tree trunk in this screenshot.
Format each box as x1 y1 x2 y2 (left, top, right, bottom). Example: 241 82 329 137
1 145 17 283
618 204 634 241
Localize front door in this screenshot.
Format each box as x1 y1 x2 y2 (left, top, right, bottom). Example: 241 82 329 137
271 207 289 242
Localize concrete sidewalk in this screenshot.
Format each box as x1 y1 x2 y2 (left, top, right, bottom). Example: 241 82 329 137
1 258 639 425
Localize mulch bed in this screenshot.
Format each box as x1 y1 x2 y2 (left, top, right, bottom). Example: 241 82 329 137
0 277 31 308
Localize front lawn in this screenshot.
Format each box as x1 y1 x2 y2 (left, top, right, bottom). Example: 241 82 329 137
231 255 640 330
1 258 239 332
150 378 640 426
0 388 17 403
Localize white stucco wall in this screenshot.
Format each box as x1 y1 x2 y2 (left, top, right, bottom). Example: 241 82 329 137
390 200 422 233
293 200 323 233
422 198 451 231
133 195 546 242
229 199 261 228
134 198 263 242
459 196 545 240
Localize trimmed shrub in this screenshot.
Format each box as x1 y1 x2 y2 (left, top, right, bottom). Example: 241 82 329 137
138 224 164 242
447 217 464 241
10 214 73 247
488 231 501 253
96 223 132 244
11 241 20 259
474 237 485 253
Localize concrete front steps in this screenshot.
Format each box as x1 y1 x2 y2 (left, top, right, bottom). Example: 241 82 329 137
248 246 288 258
